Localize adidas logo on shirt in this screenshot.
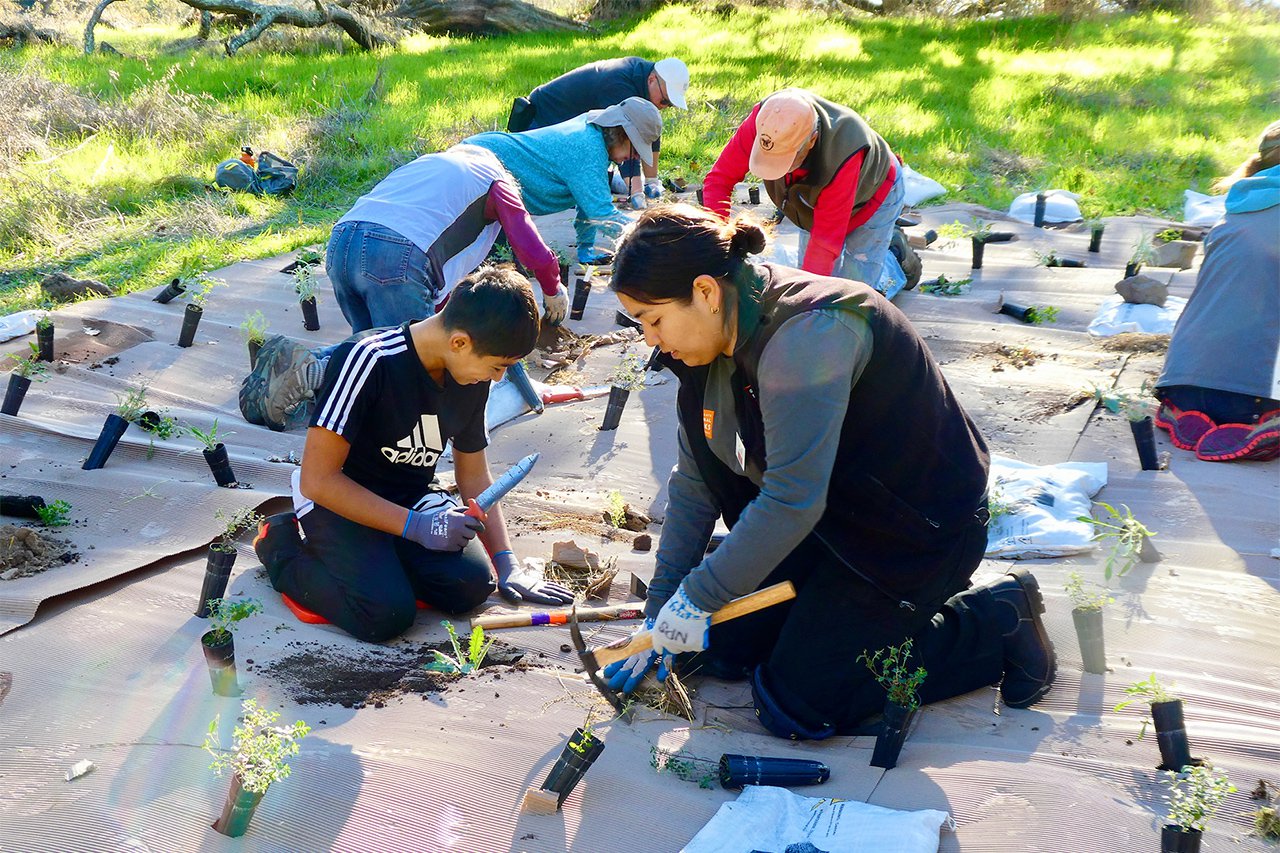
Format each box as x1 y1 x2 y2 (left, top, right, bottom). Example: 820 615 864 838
381 414 444 468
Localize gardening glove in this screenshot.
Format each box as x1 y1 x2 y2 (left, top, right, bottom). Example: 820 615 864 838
543 284 569 326
651 585 712 659
629 192 647 211
644 178 663 200
494 550 575 606
403 505 484 552
603 617 659 693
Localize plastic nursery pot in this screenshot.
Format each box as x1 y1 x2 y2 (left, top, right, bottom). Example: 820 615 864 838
153 277 185 304
247 339 262 371
1151 699 1196 772
203 443 238 488
696 188 704 206
178 303 203 348
1125 261 1143 278
540 727 605 807
201 630 241 697
0 494 46 519
718 754 830 790
212 773 264 837
570 276 591 321
998 301 1033 323
614 310 641 330
1130 416 1160 471
1071 607 1106 675
1033 192 1047 227
37 324 54 362
559 261 572 285
195 546 238 617
2 374 32 417
299 297 320 332
748 186 761 205
82 413 130 470
971 237 986 270
1088 226 1105 253
1160 825 1203 853
1046 257 1087 268
599 386 631 432
870 701 916 770
985 231 1016 243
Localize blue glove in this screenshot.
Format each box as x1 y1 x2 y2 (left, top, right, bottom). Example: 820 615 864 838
403 505 483 552
652 585 712 657
644 178 663 200
603 618 658 694
576 246 615 265
628 193 646 211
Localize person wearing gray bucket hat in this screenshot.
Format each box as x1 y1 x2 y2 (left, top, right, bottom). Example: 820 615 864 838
466 97 663 264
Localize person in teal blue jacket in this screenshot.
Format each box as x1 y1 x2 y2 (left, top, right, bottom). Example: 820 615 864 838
465 98 662 264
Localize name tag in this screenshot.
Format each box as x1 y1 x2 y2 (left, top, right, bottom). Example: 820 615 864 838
734 432 746 471
703 409 715 439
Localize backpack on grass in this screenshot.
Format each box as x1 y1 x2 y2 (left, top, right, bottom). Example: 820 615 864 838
214 149 298 196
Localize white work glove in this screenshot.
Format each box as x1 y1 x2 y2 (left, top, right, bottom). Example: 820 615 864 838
651 585 712 658
603 617 662 693
543 284 569 326
494 550 574 606
628 192 647 211
644 178 663 200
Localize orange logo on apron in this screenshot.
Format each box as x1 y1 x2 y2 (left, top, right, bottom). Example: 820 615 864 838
702 409 715 439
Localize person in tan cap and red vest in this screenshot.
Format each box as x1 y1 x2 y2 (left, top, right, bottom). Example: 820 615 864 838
702 88 906 295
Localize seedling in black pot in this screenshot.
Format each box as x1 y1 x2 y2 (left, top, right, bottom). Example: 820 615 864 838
542 717 606 807
747 184 761 205
196 508 262 617
600 353 647 431
1115 674 1201 772
1078 500 1157 580
153 277 186 304
1084 218 1105 253
186 419 238 487
997 296 1059 325
178 273 224 348
204 699 309 837
860 638 926 769
1160 764 1234 853
200 597 261 696
240 311 269 370
35 309 54 362
3 344 48 417
1088 382 1161 471
1036 250 1086 268
294 266 321 332
1127 233 1156 279
570 271 592 321
83 384 149 470
1064 571 1111 674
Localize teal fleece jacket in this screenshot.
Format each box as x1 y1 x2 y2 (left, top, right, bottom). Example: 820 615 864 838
1225 163 1280 214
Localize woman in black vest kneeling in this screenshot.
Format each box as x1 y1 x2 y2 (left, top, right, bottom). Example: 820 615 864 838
602 204 1057 740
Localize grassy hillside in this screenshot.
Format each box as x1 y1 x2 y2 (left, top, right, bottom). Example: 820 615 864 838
1 4 1277 312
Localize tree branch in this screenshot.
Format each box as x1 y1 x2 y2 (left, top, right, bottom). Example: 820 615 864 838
83 0 123 54
176 0 394 52
392 0 583 34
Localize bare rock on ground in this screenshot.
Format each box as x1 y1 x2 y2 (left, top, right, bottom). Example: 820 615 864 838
1115 274 1168 307
0 524 78 580
41 272 112 301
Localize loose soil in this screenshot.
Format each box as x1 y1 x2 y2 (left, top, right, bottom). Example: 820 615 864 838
971 342 1048 371
0 524 79 580
1100 333 1170 353
259 638 538 708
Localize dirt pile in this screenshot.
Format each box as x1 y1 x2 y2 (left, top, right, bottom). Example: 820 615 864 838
0 524 78 581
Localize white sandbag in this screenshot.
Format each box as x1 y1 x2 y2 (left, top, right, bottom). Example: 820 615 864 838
1087 294 1187 337
902 163 947 207
1008 190 1082 224
1182 189 1226 227
985 456 1108 559
0 309 38 343
682 786 952 853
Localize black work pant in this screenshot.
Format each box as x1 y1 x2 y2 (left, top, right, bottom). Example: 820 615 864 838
699 515 1005 734
1157 384 1279 425
260 504 494 643
507 97 536 133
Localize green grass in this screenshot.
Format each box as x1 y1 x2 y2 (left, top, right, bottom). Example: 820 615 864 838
1 4 1276 313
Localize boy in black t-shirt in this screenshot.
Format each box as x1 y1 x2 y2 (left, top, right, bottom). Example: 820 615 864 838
253 269 572 643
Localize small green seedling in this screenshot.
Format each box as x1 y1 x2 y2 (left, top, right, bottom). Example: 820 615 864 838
1130 233 1157 266
1087 380 1153 423
212 507 262 554
1115 673 1178 740
1163 764 1234 833
34 499 72 527
919 274 972 296
1083 217 1105 233
609 353 648 391
35 309 53 332
605 489 626 528
1024 305 1060 325
185 272 225 309
986 484 1016 522
937 217 992 243
114 384 149 423
1064 571 1112 612
650 745 719 789
296 246 324 266
293 266 319 303
203 698 310 795
240 310 269 345
8 344 48 380
204 597 263 645
424 620 492 675
1155 227 1184 244
859 638 927 711
187 419 232 452
1078 501 1155 579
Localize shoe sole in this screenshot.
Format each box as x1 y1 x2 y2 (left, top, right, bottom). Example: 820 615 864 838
1002 567 1057 709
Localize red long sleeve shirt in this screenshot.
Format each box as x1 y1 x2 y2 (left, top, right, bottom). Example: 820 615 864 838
485 176 561 295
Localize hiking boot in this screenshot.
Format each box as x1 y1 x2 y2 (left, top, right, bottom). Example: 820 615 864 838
239 335 319 431
990 567 1056 708
253 512 302 582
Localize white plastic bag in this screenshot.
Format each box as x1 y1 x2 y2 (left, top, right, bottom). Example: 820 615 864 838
1182 189 1226 227
901 163 947 207
985 456 1108 559
683 786 952 853
0 309 38 343
1087 294 1187 337
1008 190 1082 224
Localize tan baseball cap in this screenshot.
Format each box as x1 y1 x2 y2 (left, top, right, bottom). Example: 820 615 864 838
749 91 818 181
587 97 663 166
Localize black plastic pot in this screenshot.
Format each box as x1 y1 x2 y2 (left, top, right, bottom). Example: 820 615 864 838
971 237 986 270
748 186 761 205
870 701 916 770
1046 257 1087 268
300 297 320 331
1071 607 1106 674
541 728 605 807
1033 192 1047 227
1130 416 1160 471
0 494 46 519
36 324 54 362
203 443 238 487
615 310 641 330
178 303 203 348
1160 825 1202 853
570 276 591 321
696 188 704 206
599 386 630 431
213 773 264 837
202 630 240 696
83 413 130 470
998 301 1032 323
1152 699 1195 771
1088 226 1105 253
153 278 185 304
559 261 572 285
195 546 238 617
718 754 830 790
2 374 32 417
247 339 262 370
1125 261 1142 278
985 231 1016 243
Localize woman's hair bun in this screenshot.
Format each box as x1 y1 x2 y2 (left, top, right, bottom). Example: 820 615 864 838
728 220 767 256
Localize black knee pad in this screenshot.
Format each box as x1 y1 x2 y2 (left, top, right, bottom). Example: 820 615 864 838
750 665 838 741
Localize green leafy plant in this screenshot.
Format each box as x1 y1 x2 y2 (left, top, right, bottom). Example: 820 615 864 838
203 698 310 795
424 620 492 675
8 343 48 380
1082 217 1105 233
113 384 149 422
1087 380 1153 423
1024 305 1060 325
937 217 992 242
185 272 225 309
919 274 972 296
293 265 319 302
204 597 263 645
987 484 1016 522
1163 764 1235 833
1064 570 1112 612
1115 672 1178 712
609 353 647 391
186 419 232 452
35 310 53 332
1078 501 1156 579
650 745 719 789
604 489 626 527
212 507 262 553
1155 227 1184 244
296 246 324 265
1035 250 1060 267
240 310 269 345
489 242 515 265
1130 233 1157 266
34 499 72 527
859 638 927 710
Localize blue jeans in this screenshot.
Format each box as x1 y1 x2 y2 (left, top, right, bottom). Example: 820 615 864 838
798 169 907 297
326 220 440 334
